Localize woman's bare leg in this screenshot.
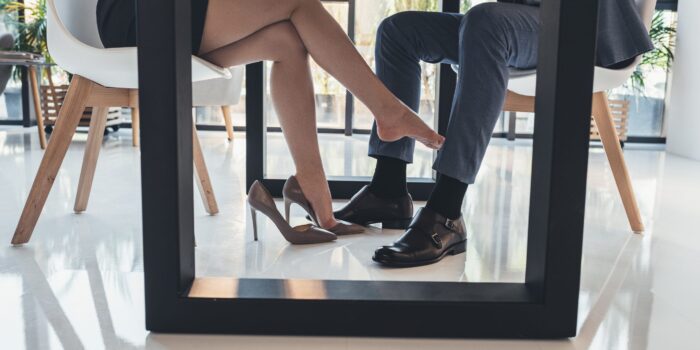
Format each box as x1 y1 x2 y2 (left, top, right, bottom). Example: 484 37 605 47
200 0 445 149
203 22 338 228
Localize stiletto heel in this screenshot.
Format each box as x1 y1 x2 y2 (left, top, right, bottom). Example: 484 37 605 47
250 207 259 241
283 175 365 236
284 198 292 223
247 181 336 245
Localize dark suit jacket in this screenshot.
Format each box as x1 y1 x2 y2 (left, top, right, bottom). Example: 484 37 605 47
500 0 654 67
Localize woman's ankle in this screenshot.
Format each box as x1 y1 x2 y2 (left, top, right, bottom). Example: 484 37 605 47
316 215 338 230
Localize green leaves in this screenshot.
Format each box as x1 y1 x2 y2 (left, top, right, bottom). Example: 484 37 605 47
1 0 50 60
627 11 676 93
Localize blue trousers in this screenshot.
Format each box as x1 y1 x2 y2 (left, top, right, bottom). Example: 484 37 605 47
368 3 540 184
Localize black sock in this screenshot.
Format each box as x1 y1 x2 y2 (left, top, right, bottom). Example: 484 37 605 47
426 174 468 220
368 156 408 199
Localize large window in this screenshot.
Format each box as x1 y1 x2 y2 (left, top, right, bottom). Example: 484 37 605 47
352 0 448 131
195 0 676 143
194 1 351 129
0 0 72 125
263 0 452 180
196 0 464 133
495 6 678 141
610 10 676 138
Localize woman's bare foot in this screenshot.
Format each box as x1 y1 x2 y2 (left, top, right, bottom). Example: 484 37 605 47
295 173 340 230
316 215 339 230
376 108 445 149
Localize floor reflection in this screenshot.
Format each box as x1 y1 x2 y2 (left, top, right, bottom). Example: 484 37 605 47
1 127 698 349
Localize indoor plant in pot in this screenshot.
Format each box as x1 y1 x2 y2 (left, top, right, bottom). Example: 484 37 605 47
0 0 120 134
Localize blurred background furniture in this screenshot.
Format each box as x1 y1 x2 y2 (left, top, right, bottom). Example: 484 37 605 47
192 71 244 143
0 50 50 148
130 69 245 147
39 76 123 139
0 31 13 93
503 98 630 147
42 61 245 149
38 69 244 148
589 99 629 145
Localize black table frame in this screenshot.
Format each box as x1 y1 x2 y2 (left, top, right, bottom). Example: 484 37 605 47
137 0 599 338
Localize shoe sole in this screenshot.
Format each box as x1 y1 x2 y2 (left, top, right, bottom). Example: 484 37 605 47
307 216 413 230
372 240 467 268
377 218 413 230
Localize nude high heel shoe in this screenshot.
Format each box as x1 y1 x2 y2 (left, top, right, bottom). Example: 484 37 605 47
283 175 365 235
248 181 337 244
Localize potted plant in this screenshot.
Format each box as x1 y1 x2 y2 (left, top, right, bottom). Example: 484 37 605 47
628 11 676 91
0 0 52 125
0 0 51 82
0 0 111 135
612 11 676 141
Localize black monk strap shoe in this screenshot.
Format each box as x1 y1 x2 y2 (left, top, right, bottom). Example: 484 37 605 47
327 185 414 229
372 207 467 267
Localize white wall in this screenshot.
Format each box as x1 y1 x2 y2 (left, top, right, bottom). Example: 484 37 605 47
667 0 700 161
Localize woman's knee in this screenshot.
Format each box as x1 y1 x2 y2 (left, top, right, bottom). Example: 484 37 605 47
265 22 307 61
292 0 323 14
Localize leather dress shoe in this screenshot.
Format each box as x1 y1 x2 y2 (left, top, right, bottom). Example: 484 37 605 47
330 186 414 229
373 207 467 267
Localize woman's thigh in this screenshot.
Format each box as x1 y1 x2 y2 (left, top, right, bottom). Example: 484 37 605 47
202 21 306 68
200 0 306 54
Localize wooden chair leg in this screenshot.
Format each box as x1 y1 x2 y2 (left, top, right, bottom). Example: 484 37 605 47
74 107 110 213
591 92 644 233
29 66 47 150
221 105 234 141
131 107 140 147
193 126 219 215
12 76 94 245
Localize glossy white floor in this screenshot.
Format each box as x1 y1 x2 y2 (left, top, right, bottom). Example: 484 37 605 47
1 126 699 349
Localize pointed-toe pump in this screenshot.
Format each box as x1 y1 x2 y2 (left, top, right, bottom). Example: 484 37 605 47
283 175 365 236
247 181 337 245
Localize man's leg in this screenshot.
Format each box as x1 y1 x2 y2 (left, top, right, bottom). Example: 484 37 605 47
335 11 463 229
426 3 540 219
374 3 540 267
368 11 462 198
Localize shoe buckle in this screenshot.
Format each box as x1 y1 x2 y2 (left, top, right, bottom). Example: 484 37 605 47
431 232 443 249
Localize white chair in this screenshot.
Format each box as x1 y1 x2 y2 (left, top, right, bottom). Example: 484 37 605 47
192 71 245 142
36 1 244 147
452 0 655 233
130 71 245 147
11 0 240 245
127 70 244 147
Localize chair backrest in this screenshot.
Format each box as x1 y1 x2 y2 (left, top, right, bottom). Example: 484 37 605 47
51 0 103 49
47 0 118 84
